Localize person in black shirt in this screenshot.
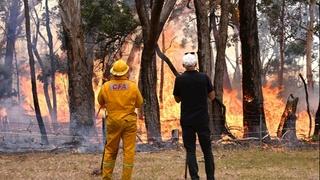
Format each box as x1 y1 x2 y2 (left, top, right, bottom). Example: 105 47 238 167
173 52 215 180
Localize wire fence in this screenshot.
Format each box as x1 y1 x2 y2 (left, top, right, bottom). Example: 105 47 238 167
0 116 306 149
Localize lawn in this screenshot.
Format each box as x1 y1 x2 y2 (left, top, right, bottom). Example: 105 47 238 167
0 146 318 180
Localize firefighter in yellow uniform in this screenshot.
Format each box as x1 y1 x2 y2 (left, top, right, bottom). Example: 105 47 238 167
98 59 143 180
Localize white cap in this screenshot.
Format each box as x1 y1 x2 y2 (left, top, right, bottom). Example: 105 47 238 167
182 53 197 67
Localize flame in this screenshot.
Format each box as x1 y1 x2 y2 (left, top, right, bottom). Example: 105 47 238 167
223 84 312 138
20 73 69 123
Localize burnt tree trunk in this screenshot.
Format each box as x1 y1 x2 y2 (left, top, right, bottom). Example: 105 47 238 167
3 0 21 97
45 0 58 130
135 0 177 143
32 40 54 123
23 0 49 145
194 0 212 74
278 0 285 87
59 0 95 143
277 95 298 141
139 50 161 142
31 8 58 132
194 0 215 138
212 0 231 139
239 0 269 139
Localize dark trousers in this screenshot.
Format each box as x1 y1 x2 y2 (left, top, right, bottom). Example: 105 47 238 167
182 125 215 180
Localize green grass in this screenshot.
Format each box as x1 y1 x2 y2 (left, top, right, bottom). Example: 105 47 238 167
0 146 318 180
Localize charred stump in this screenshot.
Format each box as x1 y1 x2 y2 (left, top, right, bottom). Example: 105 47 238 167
277 94 298 141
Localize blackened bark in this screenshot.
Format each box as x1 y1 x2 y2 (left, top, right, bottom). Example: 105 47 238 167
59 0 95 143
3 0 21 97
23 0 49 145
239 0 269 139
140 50 161 142
212 0 230 139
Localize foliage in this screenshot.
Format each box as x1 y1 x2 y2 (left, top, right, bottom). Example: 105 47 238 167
81 0 138 43
285 40 305 57
257 0 316 82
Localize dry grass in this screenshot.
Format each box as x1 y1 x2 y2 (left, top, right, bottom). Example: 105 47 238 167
0 146 319 180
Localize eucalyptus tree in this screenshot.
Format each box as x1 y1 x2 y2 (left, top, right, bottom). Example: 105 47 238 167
3 0 22 97
258 0 317 88
59 0 95 143
135 0 177 143
23 0 49 145
81 0 138 81
239 0 270 139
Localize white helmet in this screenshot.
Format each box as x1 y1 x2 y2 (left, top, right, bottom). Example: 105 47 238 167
182 52 197 67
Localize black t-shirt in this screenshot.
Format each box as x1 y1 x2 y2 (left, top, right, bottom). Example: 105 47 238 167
173 70 213 126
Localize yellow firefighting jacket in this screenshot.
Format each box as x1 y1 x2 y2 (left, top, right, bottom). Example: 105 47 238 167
98 77 143 121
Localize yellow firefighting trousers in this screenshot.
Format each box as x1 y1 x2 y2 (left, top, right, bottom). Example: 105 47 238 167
102 116 137 180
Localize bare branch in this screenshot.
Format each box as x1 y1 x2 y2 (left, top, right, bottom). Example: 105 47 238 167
155 44 180 77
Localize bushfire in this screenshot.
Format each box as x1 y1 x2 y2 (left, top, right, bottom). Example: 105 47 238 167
17 68 313 140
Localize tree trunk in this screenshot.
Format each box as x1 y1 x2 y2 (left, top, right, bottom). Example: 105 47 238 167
3 0 21 97
45 0 58 130
315 3 320 138
194 0 212 74
278 0 285 88
139 50 161 142
299 73 313 138
277 95 298 141
31 8 56 132
127 35 142 77
239 0 269 139
314 103 320 137
23 0 49 145
232 27 241 90
306 0 315 89
194 0 215 137
159 32 165 104
212 0 230 139
14 50 20 102
59 0 95 143
135 0 177 143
